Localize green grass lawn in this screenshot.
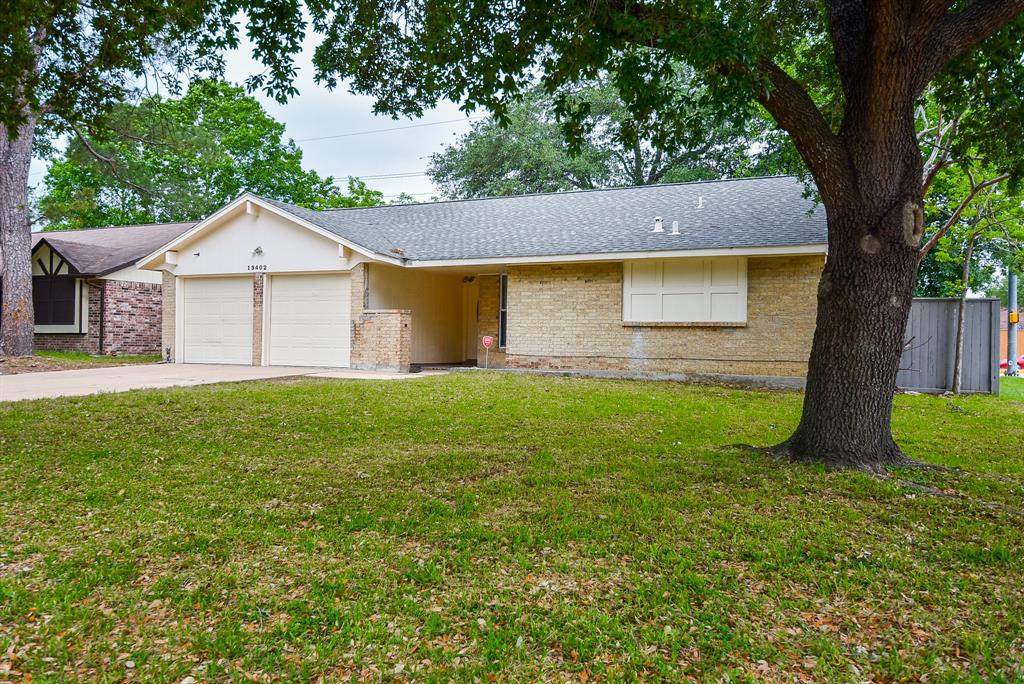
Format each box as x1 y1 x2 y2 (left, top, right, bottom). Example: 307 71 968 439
1 374 1022 682
1002 375 1024 402
35 351 162 365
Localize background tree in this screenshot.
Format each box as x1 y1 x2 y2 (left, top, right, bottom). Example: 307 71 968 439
428 80 793 199
984 271 1024 308
38 80 383 231
927 188 1024 391
913 94 1024 303
916 162 1010 299
309 0 1024 471
0 0 305 355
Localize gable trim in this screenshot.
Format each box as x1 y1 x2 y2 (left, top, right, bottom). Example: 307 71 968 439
137 194 403 270
32 239 84 276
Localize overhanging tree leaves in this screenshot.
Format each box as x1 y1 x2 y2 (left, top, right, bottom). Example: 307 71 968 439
308 0 1024 470
0 0 305 355
39 80 383 230
428 80 787 199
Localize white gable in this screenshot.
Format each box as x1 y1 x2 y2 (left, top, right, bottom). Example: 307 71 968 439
32 243 73 276
160 207 363 276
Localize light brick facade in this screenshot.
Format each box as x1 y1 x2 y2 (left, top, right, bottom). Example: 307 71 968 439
350 309 412 371
35 279 164 356
475 274 507 368
252 274 265 366
148 255 822 377
162 271 176 362
349 263 413 372
478 255 823 378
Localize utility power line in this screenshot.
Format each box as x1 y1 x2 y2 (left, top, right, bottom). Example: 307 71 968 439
382 191 436 198
294 115 487 143
354 171 429 181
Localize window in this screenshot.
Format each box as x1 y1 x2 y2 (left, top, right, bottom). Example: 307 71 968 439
499 273 508 347
622 257 747 323
33 276 79 326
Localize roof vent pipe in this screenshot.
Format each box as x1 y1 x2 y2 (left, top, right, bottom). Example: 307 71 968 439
652 217 664 233
670 220 680 235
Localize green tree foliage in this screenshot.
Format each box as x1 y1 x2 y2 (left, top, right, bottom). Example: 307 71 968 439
38 81 382 230
984 272 1024 308
427 81 795 199
917 164 1024 298
2 0 306 353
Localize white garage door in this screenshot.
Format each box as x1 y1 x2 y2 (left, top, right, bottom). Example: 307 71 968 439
182 277 253 364
268 273 351 367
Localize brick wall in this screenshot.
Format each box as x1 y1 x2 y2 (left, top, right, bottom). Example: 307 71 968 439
101 280 163 354
162 271 176 362
349 262 412 372
499 255 824 378
351 309 412 371
476 274 507 368
35 278 164 356
252 274 265 366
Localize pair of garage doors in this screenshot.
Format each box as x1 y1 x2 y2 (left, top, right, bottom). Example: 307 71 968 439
181 274 351 367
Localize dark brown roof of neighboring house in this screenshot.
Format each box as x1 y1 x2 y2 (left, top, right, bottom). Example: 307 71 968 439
32 222 195 276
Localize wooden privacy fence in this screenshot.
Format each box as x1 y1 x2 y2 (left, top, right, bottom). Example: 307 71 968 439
897 298 1000 394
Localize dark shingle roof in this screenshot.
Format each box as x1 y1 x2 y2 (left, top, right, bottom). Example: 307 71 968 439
33 222 196 275
263 176 825 262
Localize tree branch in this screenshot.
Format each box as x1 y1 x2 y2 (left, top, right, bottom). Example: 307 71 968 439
823 0 867 98
916 0 1024 93
69 122 152 196
918 172 1009 258
755 60 853 204
919 106 960 194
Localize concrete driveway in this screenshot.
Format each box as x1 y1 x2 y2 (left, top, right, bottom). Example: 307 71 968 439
0 364 441 402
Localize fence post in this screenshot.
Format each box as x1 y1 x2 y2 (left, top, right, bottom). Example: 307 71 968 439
1008 271 1019 378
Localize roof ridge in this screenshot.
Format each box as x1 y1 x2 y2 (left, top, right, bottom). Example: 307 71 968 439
34 221 196 236
322 174 805 212
258 195 407 254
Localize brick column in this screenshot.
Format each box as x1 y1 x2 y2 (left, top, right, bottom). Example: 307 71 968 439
350 263 366 318
351 309 412 371
161 271 176 362
476 274 507 368
252 274 265 366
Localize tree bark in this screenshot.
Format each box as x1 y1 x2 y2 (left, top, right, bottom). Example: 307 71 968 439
0 116 38 357
778 98 927 471
780 198 923 472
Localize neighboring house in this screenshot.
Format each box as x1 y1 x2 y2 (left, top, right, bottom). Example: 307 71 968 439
1001 307 1024 363
31 223 195 355
138 176 828 380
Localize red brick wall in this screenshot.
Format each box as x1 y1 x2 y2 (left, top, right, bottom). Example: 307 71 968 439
34 279 164 356
102 280 163 355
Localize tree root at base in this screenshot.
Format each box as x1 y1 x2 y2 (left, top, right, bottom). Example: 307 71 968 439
726 444 1020 517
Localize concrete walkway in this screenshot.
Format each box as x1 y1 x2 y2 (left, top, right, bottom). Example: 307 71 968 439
0 364 443 402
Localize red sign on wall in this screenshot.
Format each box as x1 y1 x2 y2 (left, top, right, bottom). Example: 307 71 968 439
482 335 494 349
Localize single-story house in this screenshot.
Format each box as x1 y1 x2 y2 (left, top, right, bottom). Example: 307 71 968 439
138 176 827 379
31 222 195 355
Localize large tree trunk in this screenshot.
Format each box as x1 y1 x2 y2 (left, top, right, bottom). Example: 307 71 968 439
782 204 922 472
0 116 38 357
780 129 925 472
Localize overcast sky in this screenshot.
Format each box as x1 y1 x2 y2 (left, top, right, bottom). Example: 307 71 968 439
28 29 482 202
